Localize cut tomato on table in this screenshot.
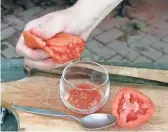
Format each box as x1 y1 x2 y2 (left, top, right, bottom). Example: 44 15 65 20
23 30 85 64
65 83 102 110
112 88 155 128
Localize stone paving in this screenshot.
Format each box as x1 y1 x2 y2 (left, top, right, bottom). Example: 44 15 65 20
1 0 168 64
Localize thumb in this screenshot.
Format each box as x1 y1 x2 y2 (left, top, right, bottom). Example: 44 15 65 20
30 19 63 40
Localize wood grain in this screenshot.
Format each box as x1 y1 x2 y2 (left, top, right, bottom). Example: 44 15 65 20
25 64 168 83
1 74 168 131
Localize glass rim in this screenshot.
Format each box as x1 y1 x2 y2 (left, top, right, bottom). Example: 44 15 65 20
62 61 109 90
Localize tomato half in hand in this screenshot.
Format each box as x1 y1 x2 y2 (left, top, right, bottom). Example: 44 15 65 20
23 30 85 64
112 88 155 128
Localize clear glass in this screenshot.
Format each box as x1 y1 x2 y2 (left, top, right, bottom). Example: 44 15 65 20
60 61 110 114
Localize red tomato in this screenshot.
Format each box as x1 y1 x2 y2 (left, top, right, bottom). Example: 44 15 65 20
112 88 155 128
23 31 85 64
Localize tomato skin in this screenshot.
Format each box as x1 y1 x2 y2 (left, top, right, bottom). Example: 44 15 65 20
23 31 85 64
112 88 155 128
23 31 46 49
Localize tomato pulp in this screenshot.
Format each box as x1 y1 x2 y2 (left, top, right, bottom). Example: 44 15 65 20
112 88 155 128
65 83 102 110
23 31 85 64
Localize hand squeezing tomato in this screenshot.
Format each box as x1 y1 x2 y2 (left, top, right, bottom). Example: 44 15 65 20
112 88 155 128
23 30 85 64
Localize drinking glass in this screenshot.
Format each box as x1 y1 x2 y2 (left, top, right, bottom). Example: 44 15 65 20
60 61 110 114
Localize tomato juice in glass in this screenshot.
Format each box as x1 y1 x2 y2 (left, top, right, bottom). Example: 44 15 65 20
60 61 110 114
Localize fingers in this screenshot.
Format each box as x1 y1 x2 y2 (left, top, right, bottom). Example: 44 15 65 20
16 35 49 60
24 58 72 70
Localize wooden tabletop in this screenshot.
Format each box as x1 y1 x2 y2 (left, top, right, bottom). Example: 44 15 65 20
1 59 168 131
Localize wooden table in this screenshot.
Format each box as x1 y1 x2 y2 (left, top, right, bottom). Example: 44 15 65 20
1 59 168 131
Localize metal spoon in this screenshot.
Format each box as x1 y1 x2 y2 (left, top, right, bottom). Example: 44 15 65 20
13 105 116 130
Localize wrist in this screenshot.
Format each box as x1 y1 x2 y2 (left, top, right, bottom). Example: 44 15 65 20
72 0 122 20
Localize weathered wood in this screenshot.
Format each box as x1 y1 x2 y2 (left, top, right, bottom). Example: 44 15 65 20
1 74 168 131
25 63 168 83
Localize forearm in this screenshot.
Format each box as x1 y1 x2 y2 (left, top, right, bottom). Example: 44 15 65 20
73 0 123 30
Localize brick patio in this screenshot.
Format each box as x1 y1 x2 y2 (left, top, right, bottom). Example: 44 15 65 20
1 0 168 63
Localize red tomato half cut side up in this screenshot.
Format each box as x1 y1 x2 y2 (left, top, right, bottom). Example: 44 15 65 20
112 88 155 128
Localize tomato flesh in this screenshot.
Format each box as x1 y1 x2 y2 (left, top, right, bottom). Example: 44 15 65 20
65 83 102 110
112 88 155 128
23 31 85 64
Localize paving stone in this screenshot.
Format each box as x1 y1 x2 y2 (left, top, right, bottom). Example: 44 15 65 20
91 54 101 62
87 39 104 49
152 28 168 39
31 0 41 4
134 56 152 63
14 31 22 38
98 57 107 62
156 55 168 63
1 21 9 29
92 46 116 60
3 15 25 31
91 28 103 37
107 55 123 62
1 42 8 50
132 11 154 21
1 27 16 41
114 17 129 28
148 18 168 29
98 18 117 31
50 0 70 5
162 36 168 43
6 35 19 46
39 0 53 9
1 41 20 59
131 44 163 60
81 49 92 58
17 7 44 22
107 40 130 56
81 49 100 62
125 50 140 61
126 32 146 44
13 6 24 15
81 56 92 61
142 25 158 34
87 28 103 41
130 35 159 50
16 0 35 9
36 6 60 17
107 40 140 61
152 41 168 54
87 40 116 59
140 35 160 45
95 28 123 44
159 10 168 20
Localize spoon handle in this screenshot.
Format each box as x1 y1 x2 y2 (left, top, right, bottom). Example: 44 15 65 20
13 105 80 121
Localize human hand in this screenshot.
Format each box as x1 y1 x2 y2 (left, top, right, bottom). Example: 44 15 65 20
16 7 95 70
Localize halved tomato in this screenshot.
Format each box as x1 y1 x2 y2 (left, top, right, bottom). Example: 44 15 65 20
112 88 155 128
23 31 85 64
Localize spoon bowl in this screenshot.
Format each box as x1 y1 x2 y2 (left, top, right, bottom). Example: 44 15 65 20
79 113 117 130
